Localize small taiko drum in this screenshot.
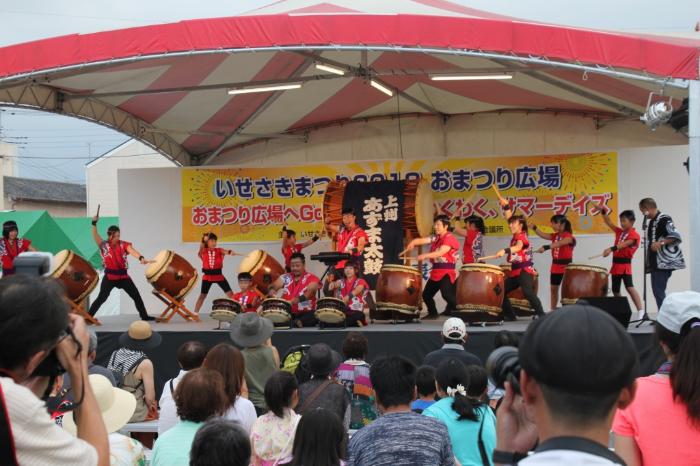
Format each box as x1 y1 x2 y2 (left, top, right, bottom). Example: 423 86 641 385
500 264 539 316
315 297 347 324
260 298 292 325
50 250 99 303
561 264 609 305
238 250 284 296
145 250 198 300
455 264 506 323
211 298 242 323
374 264 422 320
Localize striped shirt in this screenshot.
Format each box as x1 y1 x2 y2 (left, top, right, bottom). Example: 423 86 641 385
347 411 454 466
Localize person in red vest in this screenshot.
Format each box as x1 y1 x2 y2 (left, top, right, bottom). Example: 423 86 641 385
453 215 485 264
281 226 319 272
404 215 460 319
88 215 156 321
193 232 238 315
0 220 36 275
532 214 576 309
326 208 368 272
327 260 370 326
268 252 320 327
232 272 261 313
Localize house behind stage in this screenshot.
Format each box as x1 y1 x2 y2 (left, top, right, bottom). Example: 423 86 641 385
3 175 86 217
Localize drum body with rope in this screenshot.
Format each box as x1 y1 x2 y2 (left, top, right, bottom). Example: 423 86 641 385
211 298 242 324
455 264 505 323
260 298 292 325
500 264 539 316
315 297 347 325
50 250 99 303
373 264 422 320
145 250 198 300
561 264 609 305
238 250 285 295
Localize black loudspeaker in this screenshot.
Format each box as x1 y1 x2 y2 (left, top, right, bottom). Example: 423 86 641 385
577 297 632 328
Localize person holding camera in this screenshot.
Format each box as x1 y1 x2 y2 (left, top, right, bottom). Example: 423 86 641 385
0 275 109 466
488 304 638 465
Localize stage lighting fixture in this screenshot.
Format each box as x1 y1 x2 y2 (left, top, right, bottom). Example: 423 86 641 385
640 92 673 131
370 79 393 96
228 83 303 95
314 63 346 75
430 73 513 81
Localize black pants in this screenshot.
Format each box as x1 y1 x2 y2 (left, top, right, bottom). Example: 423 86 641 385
294 312 318 328
89 277 149 319
422 275 457 316
651 269 672 309
503 273 545 318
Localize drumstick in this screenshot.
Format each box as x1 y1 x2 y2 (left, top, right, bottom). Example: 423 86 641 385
588 253 604 260
478 254 501 261
96 204 100 218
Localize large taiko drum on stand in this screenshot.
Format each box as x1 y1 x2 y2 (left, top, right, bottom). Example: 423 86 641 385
50 250 99 303
373 264 422 321
561 264 609 305
145 250 198 300
238 250 284 296
455 264 505 323
323 178 434 239
500 264 539 316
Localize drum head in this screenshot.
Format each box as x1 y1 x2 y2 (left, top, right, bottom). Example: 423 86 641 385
567 263 608 274
260 309 292 324
145 250 172 281
380 264 421 275
315 309 346 324
238 250 265 274
461 263 504 275
211 310 237 322
50 249 73 277
262 298 292 312
413 178 435 237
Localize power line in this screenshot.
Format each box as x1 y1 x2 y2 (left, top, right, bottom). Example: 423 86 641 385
0 152 161 160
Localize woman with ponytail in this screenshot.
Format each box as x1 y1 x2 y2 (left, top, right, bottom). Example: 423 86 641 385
613 291 700 466
423 359 496 466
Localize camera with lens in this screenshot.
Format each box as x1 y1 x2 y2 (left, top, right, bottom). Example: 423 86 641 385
486 345 522 395
31 326 82 401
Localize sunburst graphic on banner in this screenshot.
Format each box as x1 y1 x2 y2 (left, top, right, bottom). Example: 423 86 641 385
559 153 614 194
186 169 241 207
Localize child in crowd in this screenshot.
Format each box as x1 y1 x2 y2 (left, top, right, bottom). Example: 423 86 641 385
594 204 644 319
411 365 437 413
532 214 576 309
232 272 261 313
194 232 238 316
281 226 319 272
454 215 486 264
287 408 346 466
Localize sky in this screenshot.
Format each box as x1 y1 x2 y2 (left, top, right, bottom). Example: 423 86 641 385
0 0 697 184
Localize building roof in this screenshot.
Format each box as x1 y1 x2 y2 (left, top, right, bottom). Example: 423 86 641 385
4 176 86 204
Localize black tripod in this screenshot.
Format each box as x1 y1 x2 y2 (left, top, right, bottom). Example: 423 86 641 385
632 216 654 327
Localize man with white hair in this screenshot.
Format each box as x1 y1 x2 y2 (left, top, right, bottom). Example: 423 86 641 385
62 328 116 397
422 317 482 368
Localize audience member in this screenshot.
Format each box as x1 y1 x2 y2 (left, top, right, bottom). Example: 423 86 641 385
63 374 145 466
203 343 257 433
424 360 496 466
423 318 482 368
62 328 116 396
347 355 454 466
230 313 280 415
493 330 520 349
411 365 437 413
613 291 700 466
107 320 160 423
251 371 301 466
336 332 379 429
466 365 491 403
297 343 350 428
152 368 227 466
286 408 347 466
0 275 109 465
190 418 251 466
494 305 638 465
158 340 207 435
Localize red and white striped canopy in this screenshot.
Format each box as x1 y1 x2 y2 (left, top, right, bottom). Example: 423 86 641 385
0 0 697 164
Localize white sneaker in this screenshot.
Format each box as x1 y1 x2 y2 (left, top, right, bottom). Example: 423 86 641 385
637 310 645 320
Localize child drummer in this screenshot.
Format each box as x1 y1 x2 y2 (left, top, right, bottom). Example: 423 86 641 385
281 225 319 272
593 203 645 320
453 215 485 264
326 260 369 327
232 272 261 313
531 214 576 309
193 232 238 316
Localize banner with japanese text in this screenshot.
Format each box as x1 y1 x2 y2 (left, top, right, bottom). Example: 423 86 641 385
182 152 617 242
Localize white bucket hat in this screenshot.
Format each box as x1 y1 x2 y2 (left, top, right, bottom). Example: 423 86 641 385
63 374 136 434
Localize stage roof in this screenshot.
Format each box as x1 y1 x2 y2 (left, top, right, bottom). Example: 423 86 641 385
0 0 697 165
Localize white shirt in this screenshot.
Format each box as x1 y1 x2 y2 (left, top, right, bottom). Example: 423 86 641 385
157 369 187 436
0 376 98 466
520 450 622 465
224 396 258 434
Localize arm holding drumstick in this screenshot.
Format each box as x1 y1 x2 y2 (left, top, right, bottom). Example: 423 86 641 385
492 185 513 219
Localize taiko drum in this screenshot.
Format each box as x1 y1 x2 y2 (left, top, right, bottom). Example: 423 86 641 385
145 250 198 300
455 263 505 323
561 263 609 305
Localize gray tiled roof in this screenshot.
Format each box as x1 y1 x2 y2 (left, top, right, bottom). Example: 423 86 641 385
4 176 86 204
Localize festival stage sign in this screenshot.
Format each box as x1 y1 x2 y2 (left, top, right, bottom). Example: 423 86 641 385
182 152 617 242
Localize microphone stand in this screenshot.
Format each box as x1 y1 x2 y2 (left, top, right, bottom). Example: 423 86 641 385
633 215 654 327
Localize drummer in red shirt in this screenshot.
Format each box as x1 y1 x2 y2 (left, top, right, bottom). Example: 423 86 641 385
0 220 36 275
88 215 156 321
594 204 644 319
268 252 321 327
532 214 576 309
232 272 261 313
327 260 369 326
453 215 485 264
281 225 319 272
193 232 239 316
325 208 368 272
404 215 460 319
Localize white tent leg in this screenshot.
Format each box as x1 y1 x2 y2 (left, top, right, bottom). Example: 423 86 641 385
689 77 700 291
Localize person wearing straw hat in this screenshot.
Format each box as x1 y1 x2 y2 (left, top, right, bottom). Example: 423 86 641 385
107 321 161 423
230 313 280 415
63 374 146 466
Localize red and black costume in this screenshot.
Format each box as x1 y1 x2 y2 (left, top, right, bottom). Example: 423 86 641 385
461 230 483 264
233 290 260 313
282 243 303 271
422 232 460 317
281 271 320 327
199 247 232 294
334 276 369 326
335 225 368 271
610 227 640 293
89 240 150 319
549 231 576 286
502 232 545 318
0 238 31 276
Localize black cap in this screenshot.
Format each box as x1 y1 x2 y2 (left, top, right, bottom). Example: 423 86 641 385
307 343 342 376
519 305 638 395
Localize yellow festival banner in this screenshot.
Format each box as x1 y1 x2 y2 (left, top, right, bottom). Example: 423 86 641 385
182 152 617 242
